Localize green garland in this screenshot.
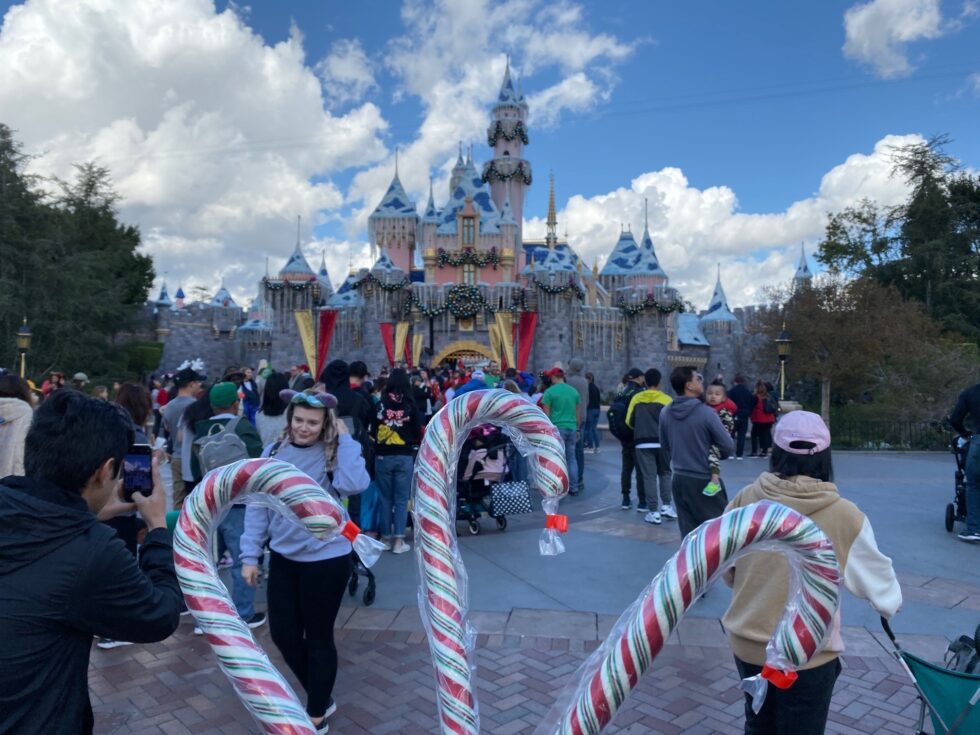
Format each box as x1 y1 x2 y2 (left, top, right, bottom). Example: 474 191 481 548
481 159 532 185
263 277 315 292
404 284 529 318
616 294 686 317
351 272 411 292
487 119 529 147
437 247 499 270
533 278 585 300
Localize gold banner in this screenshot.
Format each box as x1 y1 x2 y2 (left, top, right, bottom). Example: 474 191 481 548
394 321 410 364
294 311 316 370
494 311 515 368
488 323 503 364
412 333 424 367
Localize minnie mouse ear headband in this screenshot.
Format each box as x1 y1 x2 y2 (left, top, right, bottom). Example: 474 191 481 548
279 389 338 410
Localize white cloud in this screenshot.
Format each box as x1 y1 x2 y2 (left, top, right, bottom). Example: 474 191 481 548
525 135 919 309
316 38 378 107
342 0 638 236
0 0 389 301
842 0 944 77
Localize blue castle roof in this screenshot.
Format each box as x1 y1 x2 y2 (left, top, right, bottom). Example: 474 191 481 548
370 172 417 220
636 227 668 279
437 167 502 235
677 313 710 346
599 230 640 276
700 270 738 324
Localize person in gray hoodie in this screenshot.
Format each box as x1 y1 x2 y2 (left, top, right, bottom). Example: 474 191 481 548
659 366 734 538
240 390 370 733
566 358 590 494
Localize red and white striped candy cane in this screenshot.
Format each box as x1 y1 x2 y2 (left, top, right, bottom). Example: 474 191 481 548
414 390 570 735
539 499 841 734
174 457 382 735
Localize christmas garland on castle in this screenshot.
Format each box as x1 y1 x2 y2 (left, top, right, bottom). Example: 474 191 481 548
436 247 499 269
616 293 686 317
487 119 529 147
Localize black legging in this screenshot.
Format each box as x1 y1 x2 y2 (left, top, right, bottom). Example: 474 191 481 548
751 422 774 455
268 551 352 718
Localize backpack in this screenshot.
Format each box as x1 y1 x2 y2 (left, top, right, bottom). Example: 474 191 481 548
194 417 249 475
607 389 635 443
763 395 778 415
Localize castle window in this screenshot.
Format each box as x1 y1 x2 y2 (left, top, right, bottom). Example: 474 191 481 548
462 216 475 245
462 263 476 285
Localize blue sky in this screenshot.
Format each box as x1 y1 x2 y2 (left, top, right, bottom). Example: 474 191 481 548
0 0 977 306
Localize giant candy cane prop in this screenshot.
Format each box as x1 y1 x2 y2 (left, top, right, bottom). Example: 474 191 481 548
173 457 385 734
415 391 841 735
413 390 571 734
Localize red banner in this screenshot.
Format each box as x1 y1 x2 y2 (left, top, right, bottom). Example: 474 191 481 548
516 311 538 371
316 310 339 377
379 323 395 367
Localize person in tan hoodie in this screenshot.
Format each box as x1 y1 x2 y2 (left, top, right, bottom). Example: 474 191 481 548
0 375 34 477
722 410 901 735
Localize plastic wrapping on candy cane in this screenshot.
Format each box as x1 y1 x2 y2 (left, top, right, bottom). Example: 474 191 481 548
173 458 385 735
413 390 570 735
534 500 841 734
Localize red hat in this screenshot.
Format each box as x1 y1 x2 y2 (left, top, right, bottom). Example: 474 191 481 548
544 367 564 378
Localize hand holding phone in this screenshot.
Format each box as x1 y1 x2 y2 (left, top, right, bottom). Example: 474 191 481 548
123 444 154 501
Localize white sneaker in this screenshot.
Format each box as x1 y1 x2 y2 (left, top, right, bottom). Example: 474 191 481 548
644 511 662 525
660 504 677 520
96 638 133 649
392 538 412 554
379 538 392 552
193 626 203 636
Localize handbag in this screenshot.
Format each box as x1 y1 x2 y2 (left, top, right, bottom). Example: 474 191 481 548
490 480 533 516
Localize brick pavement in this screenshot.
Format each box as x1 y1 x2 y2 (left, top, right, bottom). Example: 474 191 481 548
89 611 941 734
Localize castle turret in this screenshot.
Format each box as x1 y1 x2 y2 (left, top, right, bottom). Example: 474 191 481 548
700 265 739 333
599 227 640 294
634 199 669 290
316 251 334 300
155 281 173 309
482 60 532 245
793 243 813 288
368 163 419 273
280 218 316 282
545 173 558 251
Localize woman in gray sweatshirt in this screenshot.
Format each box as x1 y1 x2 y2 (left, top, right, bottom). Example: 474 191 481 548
240 390 370 733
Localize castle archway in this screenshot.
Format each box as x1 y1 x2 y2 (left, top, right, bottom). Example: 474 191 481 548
433 339 495 367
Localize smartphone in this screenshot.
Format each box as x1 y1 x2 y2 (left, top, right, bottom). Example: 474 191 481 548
122 444 153 501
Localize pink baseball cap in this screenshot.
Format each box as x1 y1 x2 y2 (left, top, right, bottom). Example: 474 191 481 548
773 411 831 455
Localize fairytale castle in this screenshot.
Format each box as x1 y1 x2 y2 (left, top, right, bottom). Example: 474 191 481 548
150 65 813 387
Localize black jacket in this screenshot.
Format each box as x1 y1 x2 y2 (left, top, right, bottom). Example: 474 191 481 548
0 476 181 734
322 360 376 477
950 383 980 436
728 383 754 420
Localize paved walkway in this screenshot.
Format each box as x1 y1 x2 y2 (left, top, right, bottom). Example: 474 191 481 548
89 442 978 733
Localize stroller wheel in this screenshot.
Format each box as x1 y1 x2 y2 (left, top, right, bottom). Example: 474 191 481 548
468 520 481 535
945 502 956 533
348 573 359 597
496 516 507 531
363 579 376 606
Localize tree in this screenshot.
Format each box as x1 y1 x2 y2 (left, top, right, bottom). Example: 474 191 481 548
754 275 939 425
817 135 980 345
0 124 154 377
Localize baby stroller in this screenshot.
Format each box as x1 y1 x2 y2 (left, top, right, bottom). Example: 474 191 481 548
345 492 376 606
946 436 970 533
878 617 980 733
456 425 514 535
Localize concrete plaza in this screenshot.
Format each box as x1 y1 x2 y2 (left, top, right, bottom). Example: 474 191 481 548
89 442 980 733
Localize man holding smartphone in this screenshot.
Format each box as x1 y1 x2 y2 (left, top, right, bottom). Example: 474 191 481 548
0 390 181 734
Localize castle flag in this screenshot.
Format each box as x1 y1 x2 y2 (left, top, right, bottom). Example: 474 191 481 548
294 311 316 371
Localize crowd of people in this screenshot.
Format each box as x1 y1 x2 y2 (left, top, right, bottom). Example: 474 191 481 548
0 354 976 735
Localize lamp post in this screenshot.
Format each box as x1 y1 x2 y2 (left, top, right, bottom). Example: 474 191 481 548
15 318 32 379
775 324 792 402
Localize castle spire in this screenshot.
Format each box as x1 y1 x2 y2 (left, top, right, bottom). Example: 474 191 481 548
546 172 558 250
794 242 813 285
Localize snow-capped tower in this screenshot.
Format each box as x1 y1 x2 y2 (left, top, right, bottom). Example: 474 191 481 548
700 265 739 334
482 58 532 245
634 199 669 291
316 251 334 300
280 217 316 282
155 281 173 309
793 243 813 288
368 157 419 273
449 142 467 195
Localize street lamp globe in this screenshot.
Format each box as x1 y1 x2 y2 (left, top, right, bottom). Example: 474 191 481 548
15 318 32 379
775 327 792 361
